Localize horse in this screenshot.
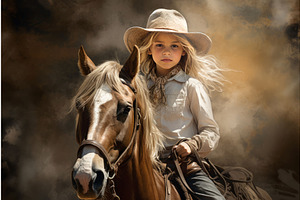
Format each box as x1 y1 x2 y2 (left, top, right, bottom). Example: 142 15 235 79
71 45 272 200
71 45 181 200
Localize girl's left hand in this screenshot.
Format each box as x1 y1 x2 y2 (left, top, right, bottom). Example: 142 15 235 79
173 142 191 158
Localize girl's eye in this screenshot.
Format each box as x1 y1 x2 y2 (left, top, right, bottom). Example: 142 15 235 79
155 44 163 47
172 44 179 48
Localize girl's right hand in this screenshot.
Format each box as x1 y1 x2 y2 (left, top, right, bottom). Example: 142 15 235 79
173 142 191 158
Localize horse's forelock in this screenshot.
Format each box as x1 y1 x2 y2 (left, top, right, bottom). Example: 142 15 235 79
72 61 123 108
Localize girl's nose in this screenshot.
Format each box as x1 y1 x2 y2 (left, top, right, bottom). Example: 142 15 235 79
163 48 171 55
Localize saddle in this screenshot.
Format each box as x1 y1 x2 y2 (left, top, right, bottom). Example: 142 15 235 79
158 145 266 200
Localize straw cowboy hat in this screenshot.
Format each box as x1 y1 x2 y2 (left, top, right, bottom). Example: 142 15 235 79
124 8 212 55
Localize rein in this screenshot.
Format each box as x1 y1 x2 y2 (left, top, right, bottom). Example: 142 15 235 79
77 78 140 199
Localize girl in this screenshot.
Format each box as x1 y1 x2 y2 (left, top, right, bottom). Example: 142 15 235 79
124 8 225 200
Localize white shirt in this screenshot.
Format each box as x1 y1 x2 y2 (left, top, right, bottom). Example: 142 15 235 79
147 70 220 157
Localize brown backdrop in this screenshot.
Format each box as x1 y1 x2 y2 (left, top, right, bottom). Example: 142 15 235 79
2 0 299 199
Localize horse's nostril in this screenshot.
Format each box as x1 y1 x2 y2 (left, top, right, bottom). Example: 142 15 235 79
71 170 78 190
72 177 77 190
93 169 105 191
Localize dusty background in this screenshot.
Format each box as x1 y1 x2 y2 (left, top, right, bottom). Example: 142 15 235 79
2 0 299 199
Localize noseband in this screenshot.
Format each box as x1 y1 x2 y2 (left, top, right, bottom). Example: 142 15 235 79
76 78 140 199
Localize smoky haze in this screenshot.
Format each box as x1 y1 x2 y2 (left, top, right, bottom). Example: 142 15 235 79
2 0 299 199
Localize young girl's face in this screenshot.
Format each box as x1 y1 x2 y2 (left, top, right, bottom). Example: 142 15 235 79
148 33 185 76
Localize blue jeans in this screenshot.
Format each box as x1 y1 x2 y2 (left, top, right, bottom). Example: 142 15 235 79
178 170 225 200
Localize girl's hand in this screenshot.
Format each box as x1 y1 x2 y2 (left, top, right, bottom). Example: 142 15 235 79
173 142 191 158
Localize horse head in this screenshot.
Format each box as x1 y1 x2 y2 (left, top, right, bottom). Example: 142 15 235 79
72 45 140 199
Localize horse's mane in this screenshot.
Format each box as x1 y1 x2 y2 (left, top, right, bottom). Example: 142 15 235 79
71 61 164 164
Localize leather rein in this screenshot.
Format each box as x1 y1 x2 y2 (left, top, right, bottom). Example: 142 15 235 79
77 78 140 199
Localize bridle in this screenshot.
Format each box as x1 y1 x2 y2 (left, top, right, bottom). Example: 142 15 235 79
76 78 140 199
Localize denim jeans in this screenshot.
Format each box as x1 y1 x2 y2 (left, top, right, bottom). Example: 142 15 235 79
175 170 225 200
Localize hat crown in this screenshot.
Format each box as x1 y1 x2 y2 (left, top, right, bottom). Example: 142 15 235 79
124 8 212 55
146 8 188 32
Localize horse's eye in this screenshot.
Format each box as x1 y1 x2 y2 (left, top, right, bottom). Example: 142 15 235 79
123 106 131 115
117 103 132 123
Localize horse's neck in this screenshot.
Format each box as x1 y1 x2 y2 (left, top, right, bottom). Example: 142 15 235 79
115 127 164 200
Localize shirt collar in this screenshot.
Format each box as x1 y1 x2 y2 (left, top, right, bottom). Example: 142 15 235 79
168 69 189 83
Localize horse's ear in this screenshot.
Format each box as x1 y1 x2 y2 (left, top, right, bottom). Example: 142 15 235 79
78 45 97 76
120 45 140 82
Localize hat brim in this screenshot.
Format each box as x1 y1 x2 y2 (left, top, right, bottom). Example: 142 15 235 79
124 26 212 55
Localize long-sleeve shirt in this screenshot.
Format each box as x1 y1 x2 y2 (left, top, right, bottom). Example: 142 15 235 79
147 69 220 158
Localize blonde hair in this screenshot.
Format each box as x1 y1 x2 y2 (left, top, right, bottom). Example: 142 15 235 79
139 32 226 93
71 61 164 164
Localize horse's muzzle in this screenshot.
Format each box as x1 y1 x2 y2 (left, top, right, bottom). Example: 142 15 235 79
72 154 108 199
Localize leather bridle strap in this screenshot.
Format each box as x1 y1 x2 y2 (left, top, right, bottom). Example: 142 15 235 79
110 98 140 176
78 139 114 173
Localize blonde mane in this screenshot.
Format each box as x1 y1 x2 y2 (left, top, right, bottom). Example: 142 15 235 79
71 61 164 164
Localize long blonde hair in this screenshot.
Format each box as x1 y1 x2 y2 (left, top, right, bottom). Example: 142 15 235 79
139 32 226 93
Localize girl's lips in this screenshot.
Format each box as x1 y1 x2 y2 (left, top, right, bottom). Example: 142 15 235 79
161 59 172 62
